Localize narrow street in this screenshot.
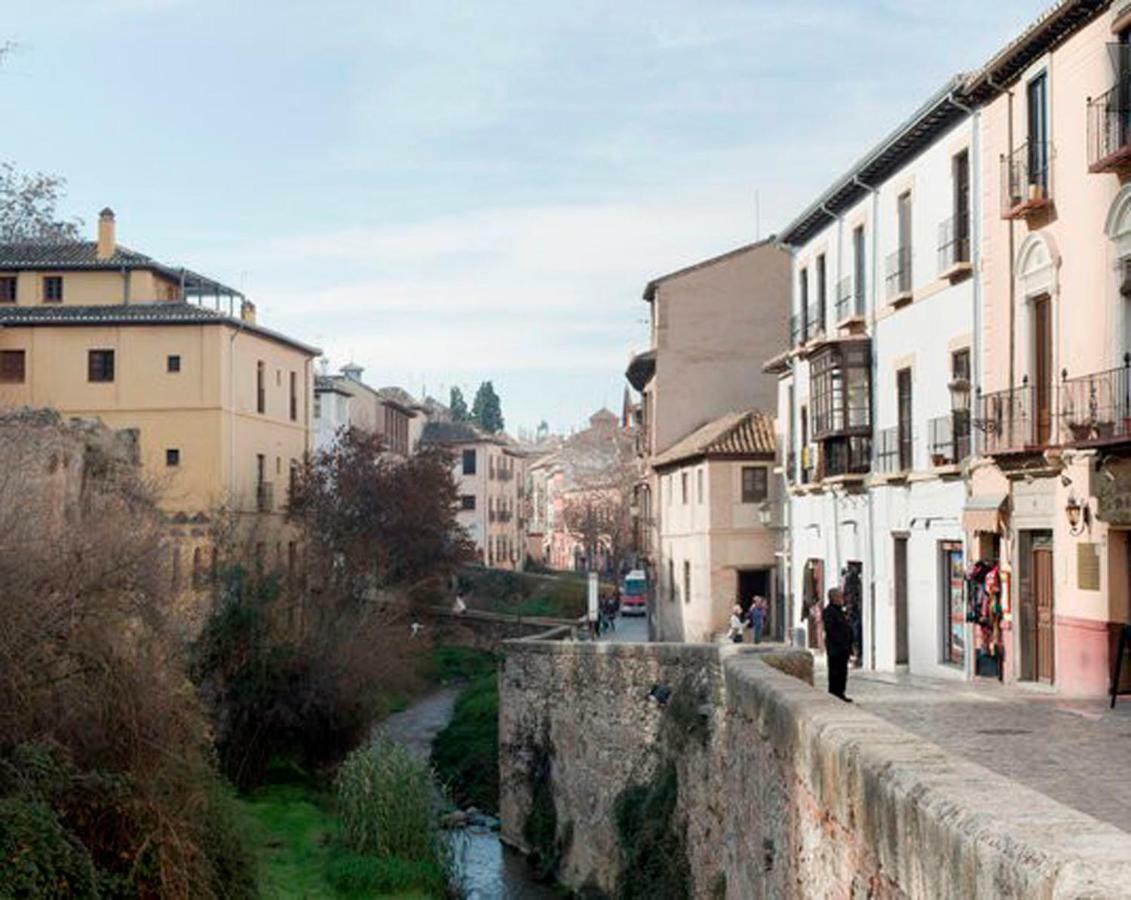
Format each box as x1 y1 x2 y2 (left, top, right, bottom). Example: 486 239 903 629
827 667 1131 834
597 612 649 643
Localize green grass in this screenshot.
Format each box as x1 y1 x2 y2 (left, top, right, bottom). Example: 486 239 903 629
431 662 500 813
238 769 438 899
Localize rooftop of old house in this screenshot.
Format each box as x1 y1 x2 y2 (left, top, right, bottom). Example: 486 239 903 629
651 409 776 470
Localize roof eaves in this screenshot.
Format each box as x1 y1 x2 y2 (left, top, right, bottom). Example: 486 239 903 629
641 236 781 302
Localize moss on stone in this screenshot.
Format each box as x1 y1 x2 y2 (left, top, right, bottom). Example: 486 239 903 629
612 762 691 900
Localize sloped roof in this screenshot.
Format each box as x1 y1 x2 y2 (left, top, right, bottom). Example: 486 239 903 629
420 420 498 446
0 302 320 355
652 410 776 469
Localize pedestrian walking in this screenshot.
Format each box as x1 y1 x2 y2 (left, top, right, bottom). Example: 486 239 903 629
822 587 853 702
748 595 767 644
728 604 745 644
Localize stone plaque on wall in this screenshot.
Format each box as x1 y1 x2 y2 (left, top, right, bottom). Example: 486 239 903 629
1095 457 1131 525
1077 542 1100 591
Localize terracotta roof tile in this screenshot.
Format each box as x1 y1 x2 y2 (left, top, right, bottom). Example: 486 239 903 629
652 410 776 469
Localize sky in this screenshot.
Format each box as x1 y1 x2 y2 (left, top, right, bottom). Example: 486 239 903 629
3 0 1048 434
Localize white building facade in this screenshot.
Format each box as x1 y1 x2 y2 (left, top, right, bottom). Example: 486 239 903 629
770 78 982 680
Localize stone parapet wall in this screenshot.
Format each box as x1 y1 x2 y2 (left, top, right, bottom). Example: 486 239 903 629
499 640 1131 898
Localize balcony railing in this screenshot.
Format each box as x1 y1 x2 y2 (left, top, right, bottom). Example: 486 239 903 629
1088 49 1131 172
885 247 912 303
1059 357 1131 446
875 426 903 474
1002 141 1051 218
928 412 971 465
937 216 971 274
977 381 1048 453
790 313 801 347
805 302 823 342
835 276 852 321
823 435 871 478
256 481 274 512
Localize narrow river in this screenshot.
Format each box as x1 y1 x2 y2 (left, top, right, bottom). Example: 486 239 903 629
382 688 559 899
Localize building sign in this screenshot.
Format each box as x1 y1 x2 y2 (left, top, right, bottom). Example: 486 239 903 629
1077 542 1101 591
1096 457 1131 525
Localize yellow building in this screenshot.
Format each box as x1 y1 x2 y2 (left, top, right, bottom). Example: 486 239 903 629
0 209 319 586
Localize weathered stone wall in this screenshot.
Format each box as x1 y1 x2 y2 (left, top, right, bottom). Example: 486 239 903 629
500 640 1131 898
416 606 581 652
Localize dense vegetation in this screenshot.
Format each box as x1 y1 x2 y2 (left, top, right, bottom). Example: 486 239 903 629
430 648 500 812
457 567 587 619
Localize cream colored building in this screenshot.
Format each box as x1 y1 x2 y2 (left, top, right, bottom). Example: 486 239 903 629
651 410 779 642
419 420 526 570
0 209 319 585
311 363 419 457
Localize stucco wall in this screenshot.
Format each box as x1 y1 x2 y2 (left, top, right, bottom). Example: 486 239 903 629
500 639 1131 898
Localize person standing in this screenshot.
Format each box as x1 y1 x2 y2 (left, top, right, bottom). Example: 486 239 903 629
748 595 767 644
728 605 745 644
823 587 854 702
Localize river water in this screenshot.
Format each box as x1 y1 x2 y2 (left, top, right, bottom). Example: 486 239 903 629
381 688 558 899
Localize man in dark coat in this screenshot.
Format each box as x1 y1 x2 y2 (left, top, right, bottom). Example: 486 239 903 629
823 587 854 702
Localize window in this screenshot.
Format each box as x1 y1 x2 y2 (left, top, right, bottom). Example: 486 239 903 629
741 466 768 503
897 367 913 471
0 276 16 303
462 449 477 475
166 448 180 467
681 471 688 504
88 349 114 382
289 371 297 421
816 253 827 331
42 276 63 303
953 150 970 263
313 393 322 419
697 468 704 504
668 558 675 603
0 350 25 383
1027 72 1049 191
799 267 809 342
683 560 691 605
896 191 912 294
852 226 866 314
256 361 266 413
167 354 181 373
461 494 476 510
950 349 972 460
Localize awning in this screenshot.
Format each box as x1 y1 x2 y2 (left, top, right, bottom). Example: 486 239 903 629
962 493 1008 534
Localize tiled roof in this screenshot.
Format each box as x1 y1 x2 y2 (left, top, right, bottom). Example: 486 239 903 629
0 241 156 269
0 302 321 355
420 420 496 446
652 410 776 469
377 386 420 412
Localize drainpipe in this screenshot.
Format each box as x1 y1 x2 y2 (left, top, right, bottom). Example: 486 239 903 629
852 173 881 670
948 87 981 683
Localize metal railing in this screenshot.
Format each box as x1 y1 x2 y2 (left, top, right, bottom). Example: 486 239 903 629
823 436 871 478
805 302 823 342
976 381 1046 453
256 481 274 512
937 216 970 273
790 313 801 346
835 276 852 321
1002 141 1050 216
928 412 971 465
875 426 903 474
885 247 912 301
1088 82 1131 171
1059 356 1131 445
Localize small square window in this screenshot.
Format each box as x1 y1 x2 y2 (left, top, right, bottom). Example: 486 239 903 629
461 494 476 510
88 349 115 382
0 349 25 383
43 276 63 303
167 354 181 373
0 276 16 303
166 448 180 467
741 466 768 503
462 449 477 475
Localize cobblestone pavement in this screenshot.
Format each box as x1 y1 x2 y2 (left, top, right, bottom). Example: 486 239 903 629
596 612 649 643
828 665 1131 834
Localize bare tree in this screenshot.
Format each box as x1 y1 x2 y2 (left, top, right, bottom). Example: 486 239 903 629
561 454 637 576
0 162 82 242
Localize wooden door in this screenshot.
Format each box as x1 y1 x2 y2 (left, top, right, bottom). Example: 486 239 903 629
1033 296 1052 445
894 536 909 665
1034 546 1055 683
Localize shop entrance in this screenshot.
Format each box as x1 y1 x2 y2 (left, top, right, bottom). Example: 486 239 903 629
737 568 772 638
1020 530 1055 683
894 535 909 665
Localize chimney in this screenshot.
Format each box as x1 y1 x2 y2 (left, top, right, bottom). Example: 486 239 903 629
97 207 116 260
239 299 257 324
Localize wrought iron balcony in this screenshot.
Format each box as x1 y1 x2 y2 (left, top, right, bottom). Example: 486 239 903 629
885 247 912 304
1002 141 1051 219
937 216 971 276
976 380 1049 454
835 276 852 322
790 313 801 347
822 435 871 479
1059 357 1131 446
805 302 824 342
1088 84 1131 172
928 412 971 466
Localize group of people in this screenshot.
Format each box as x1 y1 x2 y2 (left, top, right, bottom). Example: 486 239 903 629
587 587 620 638
726 595 769 644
